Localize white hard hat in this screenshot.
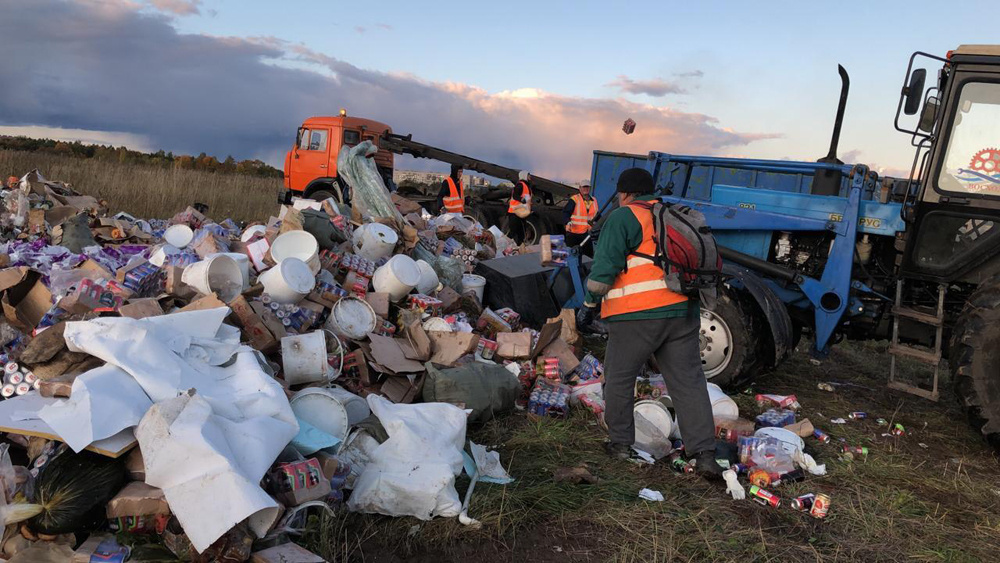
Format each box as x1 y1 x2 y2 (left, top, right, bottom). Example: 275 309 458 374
579 180 592 189
518 170 530 181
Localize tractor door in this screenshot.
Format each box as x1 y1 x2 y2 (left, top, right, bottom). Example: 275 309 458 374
902 60 1000 283
289 127 331 192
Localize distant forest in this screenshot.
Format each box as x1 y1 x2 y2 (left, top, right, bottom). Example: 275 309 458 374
0 136 283 179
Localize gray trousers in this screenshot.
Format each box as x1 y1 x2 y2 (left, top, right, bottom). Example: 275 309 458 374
603 314 716 455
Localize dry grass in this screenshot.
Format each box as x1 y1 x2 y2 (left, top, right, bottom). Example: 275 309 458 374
0 149 281 222
302 341 1000 563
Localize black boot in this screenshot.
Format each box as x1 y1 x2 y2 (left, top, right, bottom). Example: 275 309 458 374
604 441 631 460
693 450 725 482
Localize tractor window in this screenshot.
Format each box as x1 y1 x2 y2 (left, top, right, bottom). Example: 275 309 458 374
937 81 1000 195
297 128 310 150
911 210 1000 273
306 129 328 151
343 130 361 146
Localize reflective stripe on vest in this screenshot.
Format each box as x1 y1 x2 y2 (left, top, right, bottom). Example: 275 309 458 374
600 203 686 319
567 194 598 234
508 181 531 214
443 177 465 213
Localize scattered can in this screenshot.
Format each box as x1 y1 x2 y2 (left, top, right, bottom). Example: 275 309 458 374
3 362 18 375
891 423 905 436
14 382 30 396
748 485 780 508
810 493 831 518
791 493 816 512
5 371 23 385
0 384 14 398
817 382 835 392
813 429 831 443
748 468 771 488
848 412 867 420
842 445 869 456
876 418 888 426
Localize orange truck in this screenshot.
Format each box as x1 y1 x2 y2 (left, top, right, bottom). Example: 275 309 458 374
282 111 395 203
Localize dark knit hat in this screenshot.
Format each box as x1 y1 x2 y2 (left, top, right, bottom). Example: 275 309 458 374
616 168 655 194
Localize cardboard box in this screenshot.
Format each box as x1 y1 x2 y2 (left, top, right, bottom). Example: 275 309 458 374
540 337 581 376
365 292 390 319
251 543 325 563
251 301 289 339
784 418 815 438
267 458 331 506
496 331 532 360
436 285 462 313
118 298 163 319
0 267 52 331
428 331 479 366
77 258 114 280
126 447 145 481
313 451 340 480
369 334 425 374
381 373 425 404
230 295 279 352
178 292 228 313
106 482 170 518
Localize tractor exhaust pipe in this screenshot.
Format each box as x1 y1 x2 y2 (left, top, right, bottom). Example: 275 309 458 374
813 65 850 196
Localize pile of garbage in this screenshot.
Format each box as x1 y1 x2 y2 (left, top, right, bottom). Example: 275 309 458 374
0 160 590 561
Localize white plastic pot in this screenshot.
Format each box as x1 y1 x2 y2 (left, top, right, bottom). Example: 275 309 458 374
633 399 675 458
325 297 377 340
240 224 267 242
181 254 244 302
290 387 351 445
149 243 180 267
281 331 330 385
415 260 440 294
372 254 421 302
707 382 740 420
259 257 315 304
210 252 251 290
164 224 194 248
462 274 487 303
353 223 398 262
270 230 320 274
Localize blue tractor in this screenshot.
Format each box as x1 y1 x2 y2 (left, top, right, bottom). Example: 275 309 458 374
587 45 1000 449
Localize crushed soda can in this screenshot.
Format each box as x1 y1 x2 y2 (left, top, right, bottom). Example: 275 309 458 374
841 445 869 456
791 493 815 511
813 429 831 443
891 423 905 436
848 412 867 420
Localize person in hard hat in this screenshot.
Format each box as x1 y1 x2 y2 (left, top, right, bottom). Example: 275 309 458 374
507 171 533 244
576 167 723 480
563 179 598 256
436 165 465 215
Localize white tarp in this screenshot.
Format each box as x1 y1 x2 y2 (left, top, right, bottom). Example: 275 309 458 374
37 308 298 552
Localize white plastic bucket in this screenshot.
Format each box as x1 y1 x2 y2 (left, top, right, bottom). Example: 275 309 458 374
290 388 351 445
707 382 740 420
164 224 194 248
324 385 371 426
415 260 440 294
633 399 675 458
259 257 315 304
149 243 180 267
325 296 377 340
240 224 267 242
462 274 486 302
353 223 398 261
271 230 320 274
210 252 250 290
372 254 421 302
181 254 244 302
281 331 330 385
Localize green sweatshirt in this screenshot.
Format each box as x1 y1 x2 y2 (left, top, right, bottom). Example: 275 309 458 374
584 194 690 321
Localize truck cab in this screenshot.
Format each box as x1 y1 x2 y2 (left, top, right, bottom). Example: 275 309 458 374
282 113 394 202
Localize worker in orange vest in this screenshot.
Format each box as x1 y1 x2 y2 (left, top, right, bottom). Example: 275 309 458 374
563 179 598 255
436 165 465 214
577 167 723 480
507 170 533 244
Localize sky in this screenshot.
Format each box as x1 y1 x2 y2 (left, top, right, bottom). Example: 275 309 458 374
1 0 997 181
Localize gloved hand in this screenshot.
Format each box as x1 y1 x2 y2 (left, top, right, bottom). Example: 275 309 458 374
576 302 598 329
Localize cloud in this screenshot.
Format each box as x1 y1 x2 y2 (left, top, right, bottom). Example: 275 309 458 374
0 1 777 181
148 0 201 16
376 23 393 31
675 70 704 78
606 75 686 97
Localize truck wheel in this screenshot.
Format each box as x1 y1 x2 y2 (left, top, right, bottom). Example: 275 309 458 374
949 278 1000 450
500 214 546 246
701 287 758 389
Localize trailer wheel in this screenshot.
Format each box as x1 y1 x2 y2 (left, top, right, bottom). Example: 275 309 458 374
949 278 1000 450
701 287 759 389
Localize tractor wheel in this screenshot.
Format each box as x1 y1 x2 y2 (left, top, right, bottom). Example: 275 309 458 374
500 214 546 246
949 277 1000 450
700 286 760 389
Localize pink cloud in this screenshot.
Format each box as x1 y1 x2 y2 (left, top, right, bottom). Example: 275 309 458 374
607 75 686 97
148 0 201 16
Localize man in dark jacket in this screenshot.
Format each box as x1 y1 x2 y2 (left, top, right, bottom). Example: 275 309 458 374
436 165 465 214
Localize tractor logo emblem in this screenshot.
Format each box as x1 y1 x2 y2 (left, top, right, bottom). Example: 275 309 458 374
957 148 1000 192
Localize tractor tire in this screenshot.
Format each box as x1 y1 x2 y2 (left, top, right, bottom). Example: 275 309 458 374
500 214 546 246
949 277 1000 450
700 286 760 390
310 189 337 203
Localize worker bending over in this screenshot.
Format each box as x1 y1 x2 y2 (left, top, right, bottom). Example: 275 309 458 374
578 167 723 480
436 165 466 215
563 179 598 256
507 171 533 244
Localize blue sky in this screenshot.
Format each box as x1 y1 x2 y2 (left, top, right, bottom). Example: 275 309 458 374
2 0 997 179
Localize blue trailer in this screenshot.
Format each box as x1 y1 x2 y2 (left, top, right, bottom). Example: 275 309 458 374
583 47 1000 451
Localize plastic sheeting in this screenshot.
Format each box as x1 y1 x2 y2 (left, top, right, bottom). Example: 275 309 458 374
336 141 403 225
37 308 298 552
347 395 467 519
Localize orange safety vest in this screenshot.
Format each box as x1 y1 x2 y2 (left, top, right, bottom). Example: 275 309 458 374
600 203 687 319
508 181 532 214
443 177 465 213
566 194 598 234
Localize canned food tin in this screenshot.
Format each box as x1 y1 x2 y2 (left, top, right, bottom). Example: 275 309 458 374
14 382 30 396
810 493 831 518
0 384 14 398
4 362 18 375
6 371 22 385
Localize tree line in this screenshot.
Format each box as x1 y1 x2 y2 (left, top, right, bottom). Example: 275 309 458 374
0 136 283 178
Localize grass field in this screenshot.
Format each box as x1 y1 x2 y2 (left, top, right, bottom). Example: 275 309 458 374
304 341 1000 562
0 149 281 222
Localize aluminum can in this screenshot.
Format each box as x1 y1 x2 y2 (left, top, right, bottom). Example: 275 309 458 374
810 493 831 518
749 485 780 508
848 412 867 420
813 429 831 443
791 493 815 511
